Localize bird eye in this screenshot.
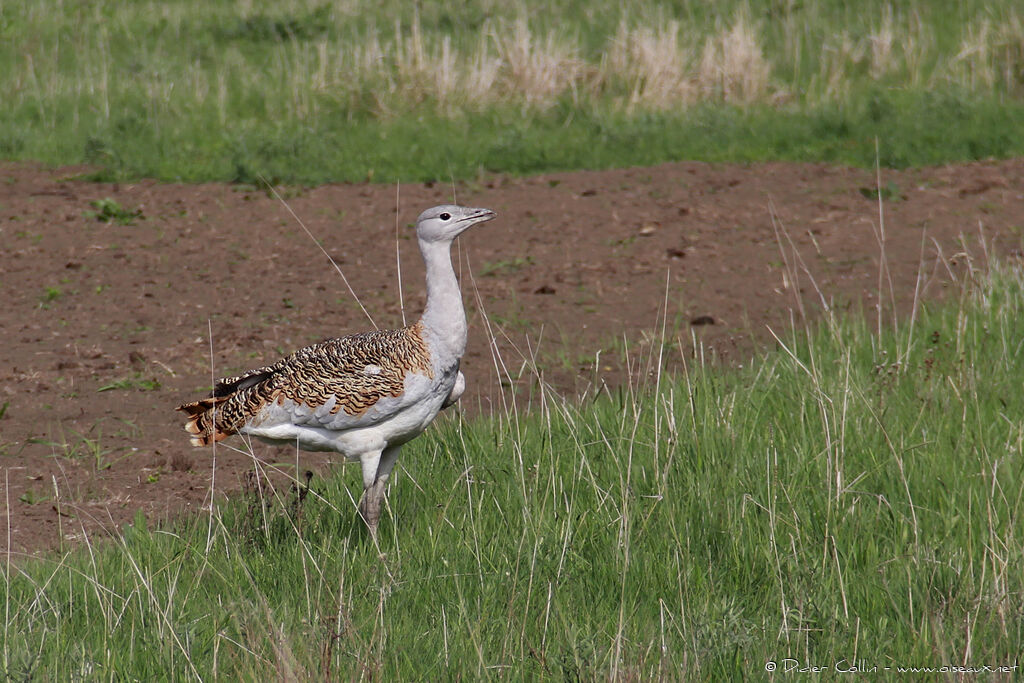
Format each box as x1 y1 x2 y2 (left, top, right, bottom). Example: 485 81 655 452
439 212 451 221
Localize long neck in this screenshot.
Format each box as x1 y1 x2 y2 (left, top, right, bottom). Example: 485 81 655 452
418 238 467 358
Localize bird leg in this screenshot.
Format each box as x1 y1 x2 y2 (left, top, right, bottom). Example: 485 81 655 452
357 445 402 537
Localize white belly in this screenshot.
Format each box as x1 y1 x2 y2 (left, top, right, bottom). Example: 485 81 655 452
241 370 454 458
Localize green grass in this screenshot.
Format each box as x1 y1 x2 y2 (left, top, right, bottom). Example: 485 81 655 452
12 93 1024 185
2 0 1024 182
4 261 1022 678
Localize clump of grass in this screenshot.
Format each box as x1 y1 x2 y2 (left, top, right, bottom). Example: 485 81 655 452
96 374 161 392
602 14 775 110
606 20 697 110
38 285 62 306
859 179 904 201
492 17 584 107
38 421 134 472
18 489 49 505
479 255 534 277
87 198 144 225
696 11 773 104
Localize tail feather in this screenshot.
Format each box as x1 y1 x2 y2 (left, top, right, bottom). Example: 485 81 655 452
176 396 235 447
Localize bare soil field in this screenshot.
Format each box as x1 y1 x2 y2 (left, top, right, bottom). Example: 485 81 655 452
2 159 1022 555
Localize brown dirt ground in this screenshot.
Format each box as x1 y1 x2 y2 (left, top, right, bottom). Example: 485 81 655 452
1 159 1022 556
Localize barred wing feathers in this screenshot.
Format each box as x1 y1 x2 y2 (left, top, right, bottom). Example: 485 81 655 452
177 324 434 446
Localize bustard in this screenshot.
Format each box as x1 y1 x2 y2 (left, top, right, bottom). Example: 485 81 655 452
176 205 496 535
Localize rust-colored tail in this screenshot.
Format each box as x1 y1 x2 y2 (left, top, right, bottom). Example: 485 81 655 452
176 397 234 447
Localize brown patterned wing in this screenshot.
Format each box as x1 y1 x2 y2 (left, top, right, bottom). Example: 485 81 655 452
177 324 434 446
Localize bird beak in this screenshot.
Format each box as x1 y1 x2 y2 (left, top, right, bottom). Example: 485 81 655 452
465 208 497 225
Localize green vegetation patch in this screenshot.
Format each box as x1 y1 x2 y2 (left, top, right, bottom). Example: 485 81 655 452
31 92 1024 185
87 198 144 225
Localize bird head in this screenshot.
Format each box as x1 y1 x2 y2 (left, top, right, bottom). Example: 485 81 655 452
415 205 496 243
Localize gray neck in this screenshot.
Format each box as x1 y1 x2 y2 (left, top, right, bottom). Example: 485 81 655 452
418 238 467 358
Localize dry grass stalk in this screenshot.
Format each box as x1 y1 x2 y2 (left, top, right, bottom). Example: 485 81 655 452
698 13 772 104
492 18 583 106
607 20 696 110
868 7 896 79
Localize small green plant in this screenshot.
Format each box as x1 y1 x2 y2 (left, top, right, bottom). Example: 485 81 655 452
96 379 134 392
88 198 144 225
859 180 904 201
97 375 161 392
19 489 49 505
48 424 131 472
38 285 63 308
479 256 534 277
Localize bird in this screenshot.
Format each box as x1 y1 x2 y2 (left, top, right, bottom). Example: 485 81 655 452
176 204 497 535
